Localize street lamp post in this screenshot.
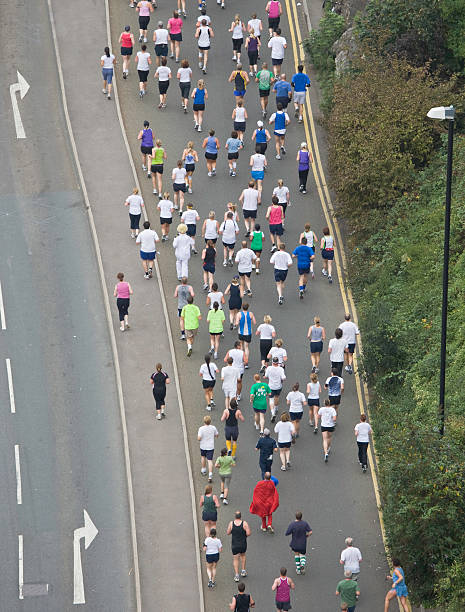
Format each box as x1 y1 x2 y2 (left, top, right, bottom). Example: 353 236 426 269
427 105 455 436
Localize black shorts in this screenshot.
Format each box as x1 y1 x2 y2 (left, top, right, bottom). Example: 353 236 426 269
200 448 214 460
238 333 251 343
138 69 149 82
248 50 258 65
234 121 246 132
193 103 205 111
276 96 289 109
159 80 169 94
259 88 270 98
278 441 291 448
232 37 243 51
348 343 356 354
224 425 239 441
151 164 164 174
129 213 141 229
255 142 267 154
155 43 168 57
232 545 247 556
252 248 262 256
141 145 152 155
139 15 150 29
202 380 216 389
206 553 219 563
173 183 186 192
269 223 283 236
198 45 210 51
121 46 133 56
275 601 291 611
310 341 323 353
223 241 235 250
243 209 257 219
328 395 341 406
298 267 310 275
307 398 320 407
228 152 239 160
170 32 182 41
239 271 251 278
290 411 303 421
179 82 191 98
205 152 217 160
185 163 195 173
274 269 288 282
268 17 280 30
321 426 335 433
272 57 283 66
260 338 272 361
160 217 172 225
202 510 217 521
203 262 215 274
186 224 196 236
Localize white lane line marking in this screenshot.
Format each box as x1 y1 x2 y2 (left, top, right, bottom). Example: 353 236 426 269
14 445 22 505
6 359 16 413
18 534 24 599
0 282 6 330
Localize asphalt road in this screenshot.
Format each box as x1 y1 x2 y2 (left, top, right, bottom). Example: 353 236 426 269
0 1 136 609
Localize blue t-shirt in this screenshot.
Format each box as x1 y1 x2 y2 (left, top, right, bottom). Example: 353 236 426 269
292 245 314 269
326 375 343 396
226 137 242 153
273 80 292 98
291 72 311 92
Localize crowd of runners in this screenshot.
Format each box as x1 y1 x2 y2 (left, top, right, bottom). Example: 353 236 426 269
108 0 410 610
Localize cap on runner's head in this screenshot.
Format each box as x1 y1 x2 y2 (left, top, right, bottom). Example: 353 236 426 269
257 120 264 127
301 142 307 148
125 25 130 31
263 428 271 436
144 120 150 127
177 223 188 234
272 357 279 363
233 275 239 280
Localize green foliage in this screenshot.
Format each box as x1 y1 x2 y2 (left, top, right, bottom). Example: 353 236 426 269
440 0 465 73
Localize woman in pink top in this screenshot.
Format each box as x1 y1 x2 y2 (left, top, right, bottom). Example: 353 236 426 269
136 1 153 43
266 195 284 251
118 25 135 78
113 272 133 331
167 10 183 63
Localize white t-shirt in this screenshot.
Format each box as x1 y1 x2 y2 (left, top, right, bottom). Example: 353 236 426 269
318 405 337 428
207 291 223 309
204 536 222 555
197 424 218 450
307 381 320 399
234 106 246 122
235 248 256 273
248 18 262 35
231 22 244 39
228 349 245 374
197 14 211 26
270 250 292 270
173 167 187 184
241 188 259 211
136 51 151 71
198 25 211 47
136 228 158 252
221 365 240 390
339 320 360 345
268 36 286 59
177 66 192 82
126 194 144 214
274 420 295 443
220 218 239 244
273 185 289 203
340 547 362 573
154 28 169 44
251 153 266 171
257 323 275 339
269 346 286 365
173 234 192 260
155 65 171 81
158 199 174 218
265 364 286 390
328 337 348 362
204 218 218 239
286 390 306 413
355 422 372 443
101 54 115 69
199 362 217 381
182 209 199 225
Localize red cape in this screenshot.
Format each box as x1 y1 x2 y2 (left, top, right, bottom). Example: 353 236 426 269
249 480 280 517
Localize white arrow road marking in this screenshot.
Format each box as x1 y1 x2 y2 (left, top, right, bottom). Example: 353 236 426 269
9 71 30 139
6 359 15 413
14 445 22 504
18 535 24 600
73 509 98 605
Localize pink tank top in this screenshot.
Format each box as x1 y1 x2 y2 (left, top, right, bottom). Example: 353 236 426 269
139 1 150 16
116 282 130 298
268 0 280 18
121 32 132 47
276 577 290 602
269 205 283 225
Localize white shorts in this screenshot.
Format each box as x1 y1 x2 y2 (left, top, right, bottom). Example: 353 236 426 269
223 387 237 397
293 91 306 104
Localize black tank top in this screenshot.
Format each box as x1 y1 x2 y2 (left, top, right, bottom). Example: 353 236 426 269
234 592 251 612
231 520 247 549
204 245 216 264
226 406 238 427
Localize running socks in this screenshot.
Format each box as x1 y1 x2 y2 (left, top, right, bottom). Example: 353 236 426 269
232 441 237 457
226 440 232 452
294 555 301 571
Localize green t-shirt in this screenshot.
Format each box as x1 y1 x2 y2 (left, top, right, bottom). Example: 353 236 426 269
181 304 201 330
250 230 264 251
216 455 235 476
257 69 273 90
336 580 358 607
152 147 165 164
250 382 271 411
207 308 225 333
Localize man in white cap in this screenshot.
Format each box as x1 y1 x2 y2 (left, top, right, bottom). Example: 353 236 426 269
251 120 271 155
173 223 194 279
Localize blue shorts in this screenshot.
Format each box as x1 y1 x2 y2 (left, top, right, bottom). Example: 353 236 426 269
251 170 264 180
186 224 197 236
203 263 215 274
307 398 320 407
102 68 113 83
274 269 288 282
206 553 219 564
310 341 323 353
321 248 334 260
140 250 156 261
200 448 214 460
269 223 283 236
289 411 303 421
234 89 246 97
348 343 356 354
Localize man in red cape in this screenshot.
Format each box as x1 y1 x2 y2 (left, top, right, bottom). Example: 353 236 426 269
249 472 279 533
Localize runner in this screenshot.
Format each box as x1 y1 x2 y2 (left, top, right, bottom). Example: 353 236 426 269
272 179 290 222
124 188 145 239
171 160 187 212
174 276 194 340
252 120 271 152
229 64 250 99
286 382 306 437
100 47 116 100
225 340 246 399
250 147 267 192
202 129 220 177
328 328 348 377
135 44 151 98
299 223 318 277
247 12 262 38
177 59 192 112
225 276 243 330
336 570 361 612
250 223 264 274
296 142 313 194
274 412 295 470
229 14 246 63
270 243 292 305
291 64 311 122
173 223 193 279
269 103 290 159
220 211 240 266
266 196 284 252
385 560 409 612
181 294 201 356
321 226 335 283
255 63 275 117
256 314 276 375
268 28 287 76
221 397 245 458
206 282 224 308
135 1 152 43
167 10 183 62
340 537 363 580
236 303 256 362
135 220 159 278
250 374 272 434
232 99 248 144
225 202 240 224
354 414 372 473
221 356 241 409
150 363 170 420
339 313 360 374
306 372 321 432
265 0 282 37
150 139 166 196
207 301 225 358
177 0 187 18
154 56 171 108
138 120 154 176
325 367 344 414
182 141 198 192
113 272 133 332
200 484 220 535
157 191 174 241
265 357 286 421
267 338 287 368
153 20 169 66
239 181 260 236
318 398 337 462
181 201 200 240
285 512 312 575
307 316 325 372
203 528 222 589
272 567 295 610
119 25 134 78
225 131 243 178
273 74 292 109
196 20 214 74
227 512 251 582
215 448 236 504
235 242 256 296
292 236 315 299
198 416 219 482
202 241 217 290
202 210 220 244
191 79 208 131
199 353 219 410
196 7 211 26
245 33 260 77
250 472 279 533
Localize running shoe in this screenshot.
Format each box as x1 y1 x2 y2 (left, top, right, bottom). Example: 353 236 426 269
210 399 216 407
328 275 333 284
362 465 367 473
147 172 151 179
228 258 233 266
260 365 266 375
180 333 186 340
208 580 213 588
202 67 207 74
234 574 240 582
220 492 224 499
188 187 192 193
270 245 277 253
203 283 209 290
299 290 304 299
236 394 241 401
208 475 212 483
107 94 111 100
197 125 202 132
324 453 329 462
140 91 144 99
281 147 286 154
187 347 192 357
240 570 247 577
255 269 260 274
286 461 291 468
246 289 252 296
144 272 149 279
315 367 319 373
123 72 127 80
148 269 153 278
260 527 267 532
208 171 212 177
153 188 158 194
170 53 174 58
267 525 274 533
223 498 229 505
321 268 327 276
296 568 301 575
275 154 281 160
255 422 260 430
223 260 228 267
280 465 286 471
229 322 234 330
156 414 162 420
193 248 198 255
278 296 284 305
294 109 299 118
139 35 143 42
143 37 147 43
302 189 307 194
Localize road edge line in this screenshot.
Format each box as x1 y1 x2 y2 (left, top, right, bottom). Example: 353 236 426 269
45 1 142 609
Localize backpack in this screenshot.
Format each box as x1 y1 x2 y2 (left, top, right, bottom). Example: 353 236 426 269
234 71 246 91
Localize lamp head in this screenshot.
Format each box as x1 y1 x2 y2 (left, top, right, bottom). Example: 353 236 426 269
427 105 455 121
